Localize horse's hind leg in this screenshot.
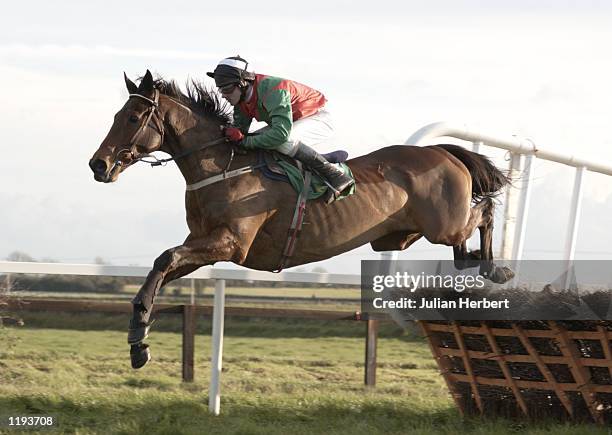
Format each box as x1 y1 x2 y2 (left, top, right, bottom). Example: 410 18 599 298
453 242 480 270
449 198 513 283
446 198 489 270
370 231 422 252
476 198 514 283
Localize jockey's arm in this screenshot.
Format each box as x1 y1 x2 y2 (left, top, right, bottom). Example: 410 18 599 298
242 89 293 150
232 108 253 134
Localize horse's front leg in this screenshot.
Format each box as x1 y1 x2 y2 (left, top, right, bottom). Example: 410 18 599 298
128 230 241 369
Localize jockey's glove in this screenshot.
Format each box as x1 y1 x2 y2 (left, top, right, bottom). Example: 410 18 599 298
223 127 245 144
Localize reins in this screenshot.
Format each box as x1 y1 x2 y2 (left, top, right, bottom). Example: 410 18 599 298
135 136 230 167
119 90 262 191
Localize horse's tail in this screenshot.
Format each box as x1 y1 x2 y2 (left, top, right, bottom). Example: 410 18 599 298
434 144 511 203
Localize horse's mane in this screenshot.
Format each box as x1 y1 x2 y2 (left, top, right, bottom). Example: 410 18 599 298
141 75 233 125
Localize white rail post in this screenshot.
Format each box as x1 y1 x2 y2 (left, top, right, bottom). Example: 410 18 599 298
380 251 398 279
512 154 535 261
468 141 484 250
564 166 586 289
471 141 482 154
565 166 586 261
500 153 522 259
209 278 226 415
380 252 397 262
504 154 535 288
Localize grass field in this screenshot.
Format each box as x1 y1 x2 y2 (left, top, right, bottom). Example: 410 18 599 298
0 312 608 434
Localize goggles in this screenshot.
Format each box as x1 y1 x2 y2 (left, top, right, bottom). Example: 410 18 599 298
218 83 238 94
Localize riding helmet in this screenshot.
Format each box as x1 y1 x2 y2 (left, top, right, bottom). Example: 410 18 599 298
206 56 255 87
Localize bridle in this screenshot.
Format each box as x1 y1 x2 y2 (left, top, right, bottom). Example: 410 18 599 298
114 89 165 167
113 89 229 169
111 88 261 192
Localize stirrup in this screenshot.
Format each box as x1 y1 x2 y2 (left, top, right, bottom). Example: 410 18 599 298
325 179 355 204
127 319 155 345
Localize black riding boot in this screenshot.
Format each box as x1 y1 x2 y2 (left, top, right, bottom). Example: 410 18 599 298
293 143 354 202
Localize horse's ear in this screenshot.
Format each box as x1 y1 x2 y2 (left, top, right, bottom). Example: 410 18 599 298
124 72 138 94
139 69 154 93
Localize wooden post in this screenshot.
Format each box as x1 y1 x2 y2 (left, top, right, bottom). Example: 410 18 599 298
365 318 379 386
182 304 196 382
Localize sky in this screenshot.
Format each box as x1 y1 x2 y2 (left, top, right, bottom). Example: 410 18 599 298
1 1 612 273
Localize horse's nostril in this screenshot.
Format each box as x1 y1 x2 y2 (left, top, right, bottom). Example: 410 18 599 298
90 159 108 174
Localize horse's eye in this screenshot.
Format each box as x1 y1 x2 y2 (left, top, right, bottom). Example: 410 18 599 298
128 115 139 123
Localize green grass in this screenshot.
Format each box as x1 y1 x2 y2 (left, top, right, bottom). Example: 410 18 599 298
0 315 607 435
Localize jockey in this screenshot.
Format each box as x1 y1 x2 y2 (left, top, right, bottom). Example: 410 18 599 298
207 55 355 201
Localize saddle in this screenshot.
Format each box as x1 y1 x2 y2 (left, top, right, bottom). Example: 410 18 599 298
258 149 352 200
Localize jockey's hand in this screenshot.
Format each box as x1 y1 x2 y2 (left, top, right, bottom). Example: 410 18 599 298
223 126 244 144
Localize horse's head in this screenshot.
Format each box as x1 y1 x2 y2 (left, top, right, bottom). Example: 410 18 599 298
89 70 165 182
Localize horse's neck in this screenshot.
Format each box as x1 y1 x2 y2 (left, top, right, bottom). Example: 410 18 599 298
159 99 228 184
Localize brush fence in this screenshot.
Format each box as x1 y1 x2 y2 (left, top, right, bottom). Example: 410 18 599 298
420 320 612 423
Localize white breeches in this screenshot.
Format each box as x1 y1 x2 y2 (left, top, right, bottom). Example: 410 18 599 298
252 109 335 157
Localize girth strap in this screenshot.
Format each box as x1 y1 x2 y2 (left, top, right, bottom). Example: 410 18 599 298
185 163 264 191
276 167 312 272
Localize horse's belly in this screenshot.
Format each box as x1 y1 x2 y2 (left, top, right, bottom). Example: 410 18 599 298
242 178 413 269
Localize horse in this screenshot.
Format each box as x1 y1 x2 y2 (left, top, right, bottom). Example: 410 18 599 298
89 70 514 368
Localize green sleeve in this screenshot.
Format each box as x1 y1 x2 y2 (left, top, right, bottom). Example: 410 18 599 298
242 89 293 150
232 107 252 134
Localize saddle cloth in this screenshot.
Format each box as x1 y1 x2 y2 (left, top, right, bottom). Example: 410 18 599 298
258 150 355 201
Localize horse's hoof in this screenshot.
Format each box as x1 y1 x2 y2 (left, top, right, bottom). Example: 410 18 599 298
130 343 151 369
127 319 155 345
490 266 515 284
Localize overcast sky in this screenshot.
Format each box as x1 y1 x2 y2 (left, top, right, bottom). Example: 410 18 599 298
1 1 612 273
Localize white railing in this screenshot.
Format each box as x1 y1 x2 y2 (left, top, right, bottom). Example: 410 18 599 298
405 121 612 262
0 261 360 415
0 261 359 285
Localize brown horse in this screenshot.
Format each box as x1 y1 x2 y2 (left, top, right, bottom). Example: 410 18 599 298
89 70 513 368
